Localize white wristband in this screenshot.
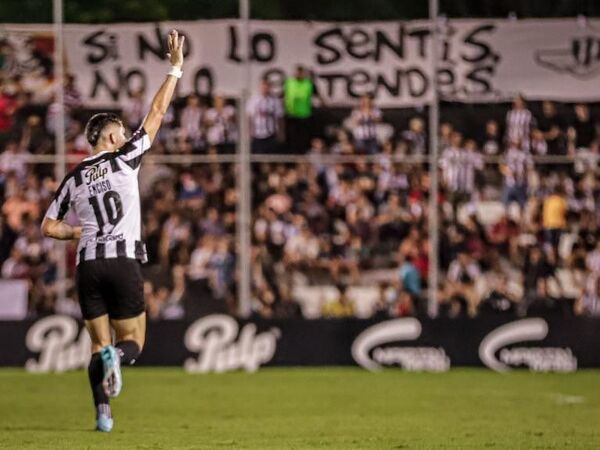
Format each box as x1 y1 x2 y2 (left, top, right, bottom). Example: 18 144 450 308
168 66 183 79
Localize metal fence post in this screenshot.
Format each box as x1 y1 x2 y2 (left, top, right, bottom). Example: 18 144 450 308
428 0 440 317
236 0 253 317
53 0 67 302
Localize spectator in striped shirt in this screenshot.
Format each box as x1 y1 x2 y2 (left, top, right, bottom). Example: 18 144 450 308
348 94 382 154
179 94 205 149
204 95 237 153
247 78 284 154
501 139 533 212
439 132 483 219
505 95 535 151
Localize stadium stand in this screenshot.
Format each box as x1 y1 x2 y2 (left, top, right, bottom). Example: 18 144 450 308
1 55 600 321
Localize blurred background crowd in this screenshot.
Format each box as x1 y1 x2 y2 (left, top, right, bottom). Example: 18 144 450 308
2 32 600 321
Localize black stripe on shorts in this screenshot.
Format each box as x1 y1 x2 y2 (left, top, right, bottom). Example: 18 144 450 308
116 240 127 258
134 241 145 260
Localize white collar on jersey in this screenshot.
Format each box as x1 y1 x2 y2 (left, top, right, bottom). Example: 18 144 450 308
83 150 111 161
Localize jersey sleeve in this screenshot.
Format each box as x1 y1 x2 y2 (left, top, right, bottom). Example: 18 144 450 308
116 127 152 169
44 175 74 221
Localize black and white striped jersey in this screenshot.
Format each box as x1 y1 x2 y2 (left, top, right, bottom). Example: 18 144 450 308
505 108 536 149
180 105 203 140
246 94 283 139
44 128 151 265
350 108 382 141
503 146 533 187
439 146 483 193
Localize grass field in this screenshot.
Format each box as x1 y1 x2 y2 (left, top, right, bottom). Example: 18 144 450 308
0 368 599 449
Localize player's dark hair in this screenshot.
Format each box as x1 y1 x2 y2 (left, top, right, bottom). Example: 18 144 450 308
85 113 122 147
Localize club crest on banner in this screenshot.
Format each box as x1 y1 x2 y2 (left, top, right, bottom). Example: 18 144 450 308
535 33 600 78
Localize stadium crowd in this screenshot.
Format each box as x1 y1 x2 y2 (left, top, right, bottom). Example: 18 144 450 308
2 39 600 320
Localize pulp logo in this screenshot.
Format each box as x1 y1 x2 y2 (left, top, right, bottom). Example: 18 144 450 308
352 318 450 372
84 165 109 185
184 315 280 373
479 319 577 372
535 35 600 78
25 316 91 373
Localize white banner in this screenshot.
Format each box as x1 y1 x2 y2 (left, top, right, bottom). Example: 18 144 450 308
3 19 600 107
0 280 28 319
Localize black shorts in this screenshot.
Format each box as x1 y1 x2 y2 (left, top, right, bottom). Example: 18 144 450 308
76 257 145 320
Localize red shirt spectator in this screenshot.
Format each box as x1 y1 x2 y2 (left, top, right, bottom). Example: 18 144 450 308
0 89 16 133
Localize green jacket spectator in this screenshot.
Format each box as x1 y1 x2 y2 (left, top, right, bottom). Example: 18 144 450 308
284 69 314 119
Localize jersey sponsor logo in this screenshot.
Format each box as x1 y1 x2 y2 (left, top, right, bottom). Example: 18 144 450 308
84 164 109 185
25 316 90 373
184 315 280 373
95 233 125 243
352 319 450 372
479 319 577 372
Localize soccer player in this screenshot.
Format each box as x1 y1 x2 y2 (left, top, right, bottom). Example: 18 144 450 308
41 30 185 432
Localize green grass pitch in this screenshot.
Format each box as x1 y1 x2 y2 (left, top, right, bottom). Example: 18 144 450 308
1 368 599 449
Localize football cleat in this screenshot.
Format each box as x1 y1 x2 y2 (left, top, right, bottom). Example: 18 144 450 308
100 345 123 398
96 414 113 432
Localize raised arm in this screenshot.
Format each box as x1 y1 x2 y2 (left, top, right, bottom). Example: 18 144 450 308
142 30 185 143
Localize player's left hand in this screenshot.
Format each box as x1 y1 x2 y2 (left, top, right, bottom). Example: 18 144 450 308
167 29 185 68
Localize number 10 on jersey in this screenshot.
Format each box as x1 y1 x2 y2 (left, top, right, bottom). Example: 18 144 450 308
89 191 124 236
